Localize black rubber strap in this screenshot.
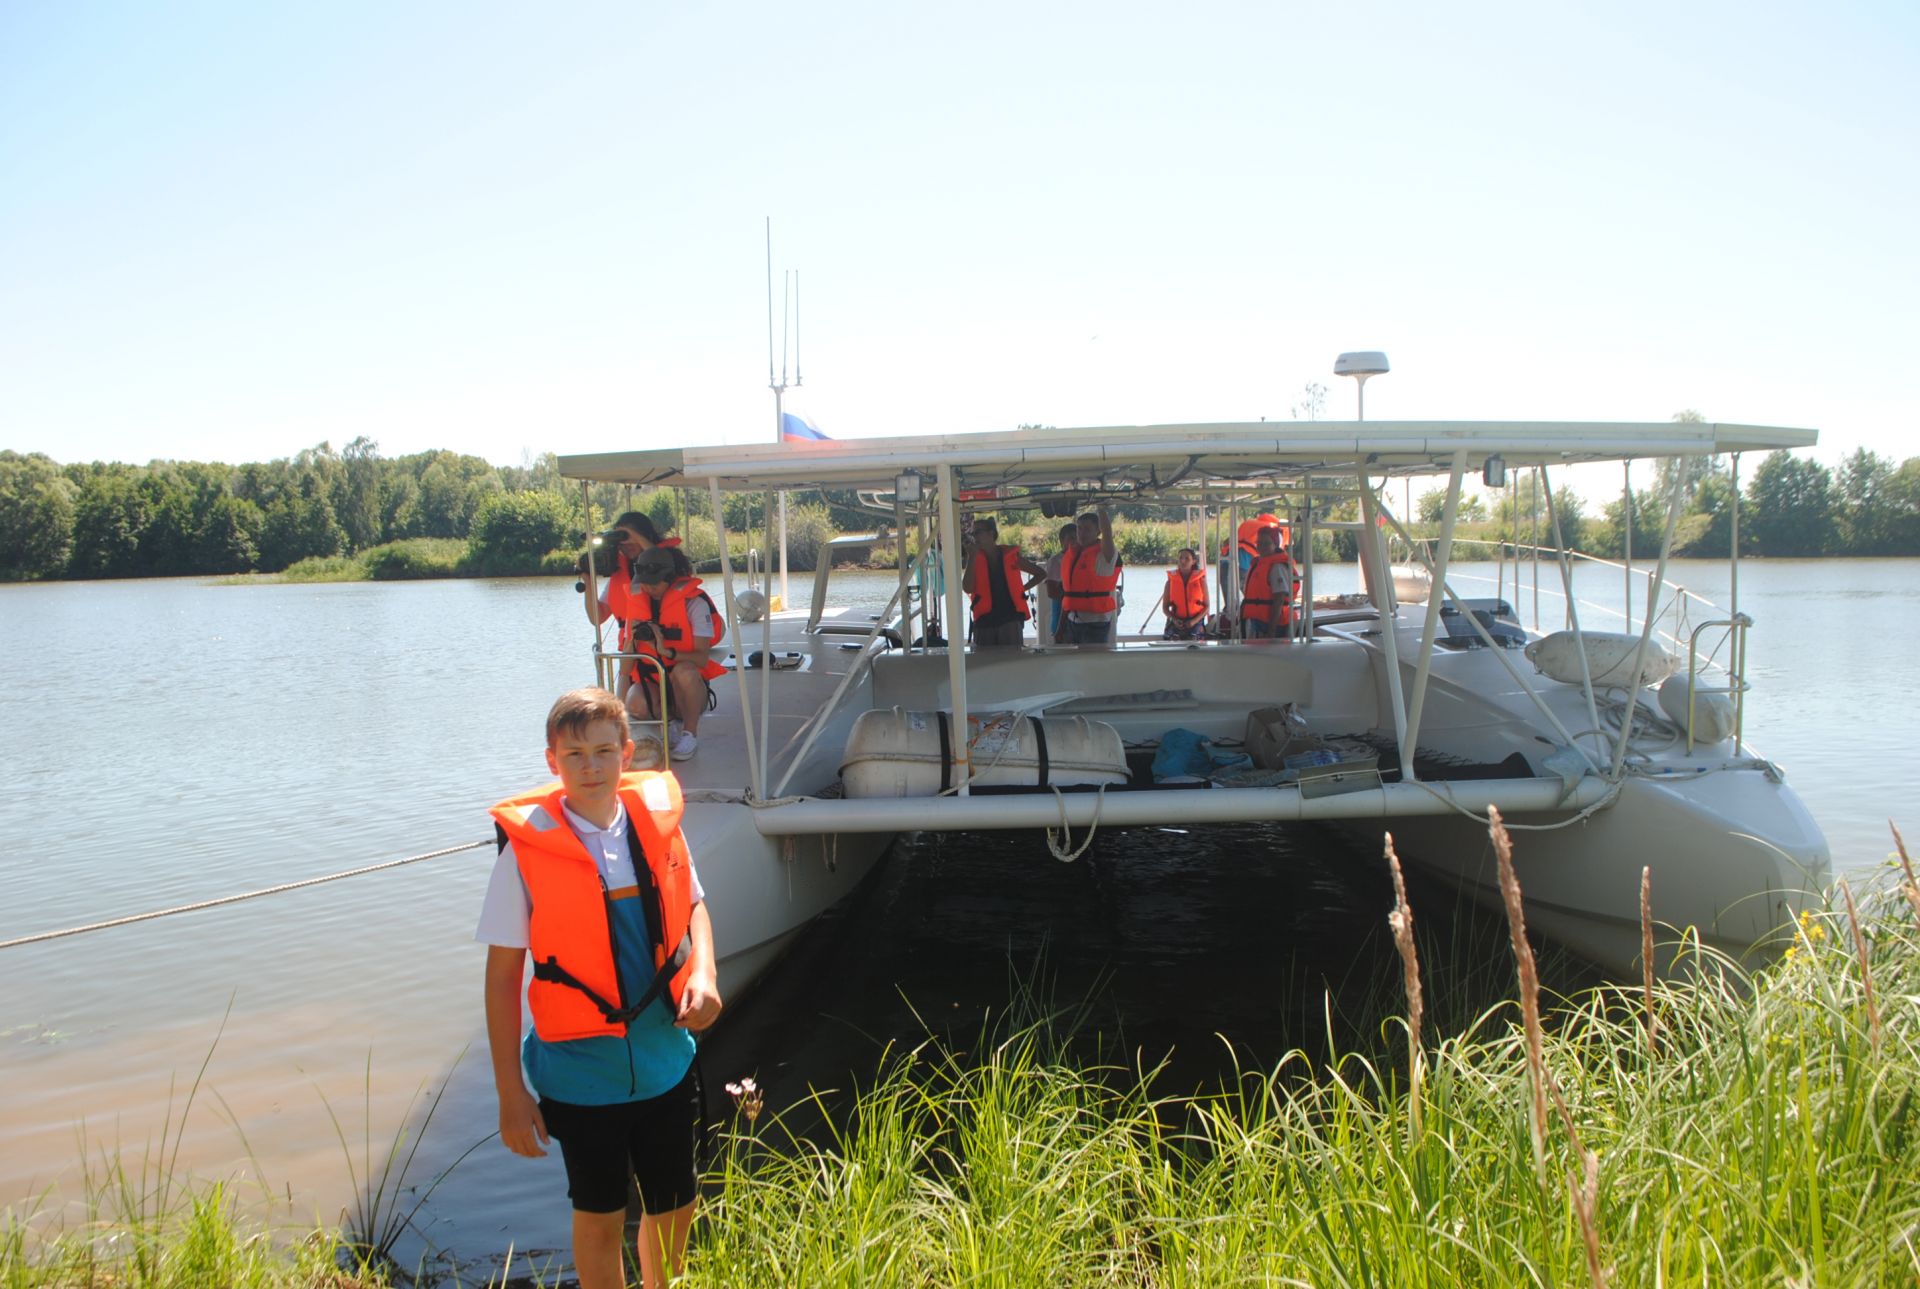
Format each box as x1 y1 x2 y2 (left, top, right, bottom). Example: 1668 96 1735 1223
1031 717 1050 789
936 710 952 794
532 929 692 1027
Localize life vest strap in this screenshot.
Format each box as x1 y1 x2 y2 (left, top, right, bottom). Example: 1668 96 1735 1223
532 929 693 1028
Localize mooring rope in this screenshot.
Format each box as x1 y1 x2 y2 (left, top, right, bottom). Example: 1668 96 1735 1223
0 839 491 950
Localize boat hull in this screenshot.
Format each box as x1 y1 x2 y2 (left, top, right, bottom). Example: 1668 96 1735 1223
684 799 890 1001
1380 770 1830 976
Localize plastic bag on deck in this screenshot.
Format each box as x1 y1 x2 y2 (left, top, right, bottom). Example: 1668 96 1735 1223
1152 728 1254 784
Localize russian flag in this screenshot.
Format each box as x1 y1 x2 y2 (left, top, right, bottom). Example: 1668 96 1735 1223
781 412 831 444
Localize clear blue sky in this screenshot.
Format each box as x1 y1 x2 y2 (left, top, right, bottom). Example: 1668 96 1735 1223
3 1 1914 487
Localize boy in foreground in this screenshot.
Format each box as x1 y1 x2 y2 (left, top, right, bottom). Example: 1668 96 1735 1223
478 688 722 1289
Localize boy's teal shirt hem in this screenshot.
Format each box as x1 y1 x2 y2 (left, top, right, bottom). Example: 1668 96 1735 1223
522 897 695 1104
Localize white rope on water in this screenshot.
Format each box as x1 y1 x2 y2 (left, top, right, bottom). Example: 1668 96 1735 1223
0 839 491 950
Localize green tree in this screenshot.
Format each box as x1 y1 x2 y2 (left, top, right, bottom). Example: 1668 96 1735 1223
258 489 345 571
67 466 153 577
0 451 76 579
196 494 264 572
466 490 579 570
407 450 501 538
1885 457 1920 554
1415 489 1487 524
1835 447 1896 555
1745 450 1835 557
338 436 383 552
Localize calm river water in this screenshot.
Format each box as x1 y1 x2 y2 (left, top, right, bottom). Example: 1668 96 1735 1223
2 560 1914 1275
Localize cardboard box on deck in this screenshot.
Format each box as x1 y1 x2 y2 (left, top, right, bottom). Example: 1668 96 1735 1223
1245 706 1382 797
1245 705 1315 770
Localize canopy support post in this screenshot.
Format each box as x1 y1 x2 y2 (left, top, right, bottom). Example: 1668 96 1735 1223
935 463 971 793
710 476 765 800
1357 471 1412 781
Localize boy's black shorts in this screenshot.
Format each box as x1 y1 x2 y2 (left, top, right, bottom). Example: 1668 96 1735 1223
539 1066 699 1215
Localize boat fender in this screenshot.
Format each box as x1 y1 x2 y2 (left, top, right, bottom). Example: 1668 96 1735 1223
1657 673 1737 745
1390 565 1430 604
1523 630 1677 690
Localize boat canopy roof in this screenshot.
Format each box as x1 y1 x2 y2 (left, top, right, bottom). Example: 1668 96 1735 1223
557 420 1816 494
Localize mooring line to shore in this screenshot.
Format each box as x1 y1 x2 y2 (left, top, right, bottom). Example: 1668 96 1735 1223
0 839 492 950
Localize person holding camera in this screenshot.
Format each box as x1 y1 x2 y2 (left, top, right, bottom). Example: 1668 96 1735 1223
579 512 668 632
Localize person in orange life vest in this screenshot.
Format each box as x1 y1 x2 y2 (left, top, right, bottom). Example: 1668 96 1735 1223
1162 547 1210 640
623 547 724 762
478 688 720 1289
1238 526 1298 640
1219 512 1283 616
960 516 1046 648
1060 504 1121 646
580 512 684 702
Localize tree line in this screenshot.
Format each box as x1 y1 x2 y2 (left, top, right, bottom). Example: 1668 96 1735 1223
0 438 867 581
1407 447 1920 561
3 437 1919 583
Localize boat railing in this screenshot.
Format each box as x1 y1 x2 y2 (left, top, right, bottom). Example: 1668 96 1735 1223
1419 538 1746 683
588 649 674 759
1686 614 1752 755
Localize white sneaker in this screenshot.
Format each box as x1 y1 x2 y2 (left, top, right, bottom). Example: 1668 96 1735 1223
669 731 699 761
669 718 684 737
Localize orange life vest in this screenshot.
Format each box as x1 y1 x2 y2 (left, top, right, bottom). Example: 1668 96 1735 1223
489 772 697 1043
627 576 727 683
1239 551 1296 627
968 546 1031 621
1166 568 1208 622
1236 514 1287 559
1060 543 1120 616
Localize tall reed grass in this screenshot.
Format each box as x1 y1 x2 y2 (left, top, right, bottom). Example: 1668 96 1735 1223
686 831 1920 1287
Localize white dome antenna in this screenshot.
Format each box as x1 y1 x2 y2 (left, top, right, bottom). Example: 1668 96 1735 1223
1334 351 1390 421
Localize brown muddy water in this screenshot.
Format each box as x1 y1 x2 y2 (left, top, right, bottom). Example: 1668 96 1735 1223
2 562 1914 1280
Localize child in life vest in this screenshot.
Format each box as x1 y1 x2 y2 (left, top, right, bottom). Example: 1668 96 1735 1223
478 687 722 1289
1162 547 1209 639
622 546 724 762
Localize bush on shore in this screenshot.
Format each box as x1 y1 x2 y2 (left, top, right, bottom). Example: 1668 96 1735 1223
361 538 466 580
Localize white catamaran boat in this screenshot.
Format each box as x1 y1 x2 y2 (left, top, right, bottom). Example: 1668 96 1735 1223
560 419 1830 990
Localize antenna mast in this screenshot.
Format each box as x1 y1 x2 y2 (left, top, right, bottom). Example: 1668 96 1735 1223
765 218 802 607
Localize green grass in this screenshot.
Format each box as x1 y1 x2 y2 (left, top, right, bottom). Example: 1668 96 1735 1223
10 847 1917 1286
685 863 1920 1287
276 554 370 583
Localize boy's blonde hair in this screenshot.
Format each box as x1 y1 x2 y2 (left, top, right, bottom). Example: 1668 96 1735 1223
546 688 631 747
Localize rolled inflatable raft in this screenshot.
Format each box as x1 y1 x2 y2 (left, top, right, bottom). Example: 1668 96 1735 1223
841 708 1129 798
